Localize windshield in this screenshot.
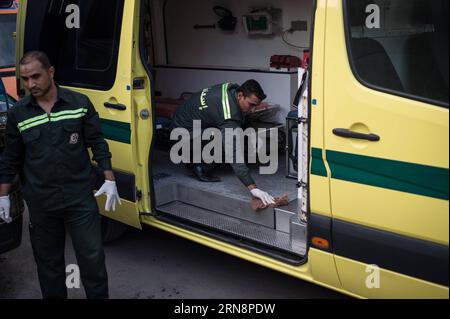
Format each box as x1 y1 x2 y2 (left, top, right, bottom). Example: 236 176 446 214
0 13 16 69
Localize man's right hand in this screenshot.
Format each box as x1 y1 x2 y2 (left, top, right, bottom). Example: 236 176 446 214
250 188 276 206
0 195 12 224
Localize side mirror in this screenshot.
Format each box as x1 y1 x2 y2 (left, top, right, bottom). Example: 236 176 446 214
0 0 13 9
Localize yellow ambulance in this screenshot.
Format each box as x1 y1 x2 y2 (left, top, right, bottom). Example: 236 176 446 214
15 0 448 298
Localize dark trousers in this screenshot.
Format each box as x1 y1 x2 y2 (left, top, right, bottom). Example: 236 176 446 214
28 200 108 299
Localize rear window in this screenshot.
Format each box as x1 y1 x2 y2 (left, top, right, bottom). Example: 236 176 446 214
23 0 124 91
0 13 16 69
345 0 449 107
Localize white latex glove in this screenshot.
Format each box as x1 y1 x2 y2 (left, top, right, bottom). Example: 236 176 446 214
95 181 122 212
0 195 12 224
251 189 276 206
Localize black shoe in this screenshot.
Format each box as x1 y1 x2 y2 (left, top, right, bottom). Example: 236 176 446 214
192 165 222 183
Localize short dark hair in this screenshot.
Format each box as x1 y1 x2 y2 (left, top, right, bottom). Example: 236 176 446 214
237 80 267 101
20 51 52 70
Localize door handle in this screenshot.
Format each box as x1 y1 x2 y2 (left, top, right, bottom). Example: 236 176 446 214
104 102 127 111
333 128 380 142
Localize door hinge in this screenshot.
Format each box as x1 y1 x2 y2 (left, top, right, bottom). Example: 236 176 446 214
296 181 308 189
136 189 143 201
133 78 145 90
297 117 308 124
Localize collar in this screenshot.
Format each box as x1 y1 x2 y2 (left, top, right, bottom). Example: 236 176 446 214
27 85 71 107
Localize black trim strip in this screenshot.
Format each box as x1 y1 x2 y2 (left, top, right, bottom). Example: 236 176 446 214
333 219 449 287
155 65 299 75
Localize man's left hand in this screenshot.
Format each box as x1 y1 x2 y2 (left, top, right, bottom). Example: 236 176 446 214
95 181 122 212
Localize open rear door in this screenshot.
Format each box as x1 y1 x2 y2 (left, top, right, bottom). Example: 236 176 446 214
17 0 144 229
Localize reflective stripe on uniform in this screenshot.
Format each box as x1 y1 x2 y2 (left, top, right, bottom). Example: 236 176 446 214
17 113 49 132
17 108 88 133
222 83 231 120
51 108 88 123
18 118 50 133
51 108 88 119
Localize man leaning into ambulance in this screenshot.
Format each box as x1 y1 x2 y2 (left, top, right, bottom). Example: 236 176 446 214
0 51 120 299
172 80 276 206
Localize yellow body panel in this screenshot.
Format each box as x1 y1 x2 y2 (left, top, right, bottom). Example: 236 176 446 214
335 255 449 299
332 179 449 245
321 0 449 247
97 196 140 229
309 248 342 290
310 0 333 218
131 1 154 215
310 0 327 154
310 175 333 217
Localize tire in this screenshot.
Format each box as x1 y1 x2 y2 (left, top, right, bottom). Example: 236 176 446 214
101 216 128 244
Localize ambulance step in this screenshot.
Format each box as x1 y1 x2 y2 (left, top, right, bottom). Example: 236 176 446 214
157 201 306 256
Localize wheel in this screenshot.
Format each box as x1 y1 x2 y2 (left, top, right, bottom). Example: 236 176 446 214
101 216 128 244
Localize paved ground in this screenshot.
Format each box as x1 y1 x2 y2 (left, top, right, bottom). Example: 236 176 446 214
0 210 345 299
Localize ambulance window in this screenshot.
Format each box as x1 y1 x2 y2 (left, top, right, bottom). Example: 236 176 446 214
345 0 449 108
24 0 124 91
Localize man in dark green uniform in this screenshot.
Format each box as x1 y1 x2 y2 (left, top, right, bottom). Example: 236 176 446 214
172 80 275 206
0 51 120 299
